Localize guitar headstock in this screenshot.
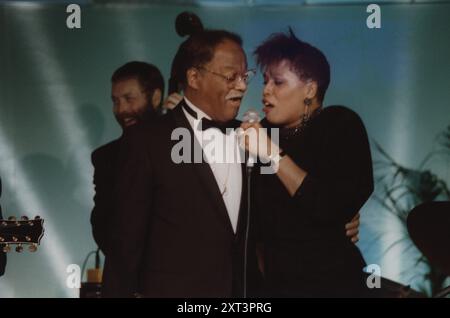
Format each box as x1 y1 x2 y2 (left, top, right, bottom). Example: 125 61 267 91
0 216 44 253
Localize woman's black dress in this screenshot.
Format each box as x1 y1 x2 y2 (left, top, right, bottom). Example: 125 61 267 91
255 105 374 297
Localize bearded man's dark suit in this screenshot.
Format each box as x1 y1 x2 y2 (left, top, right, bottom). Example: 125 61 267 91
0 178 7 276
91 138 122 256
91 111 157 256
102 102 259 297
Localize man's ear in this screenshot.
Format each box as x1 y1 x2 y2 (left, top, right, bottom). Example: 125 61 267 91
305 81 318 100
186 68 201 90
151 89 162 109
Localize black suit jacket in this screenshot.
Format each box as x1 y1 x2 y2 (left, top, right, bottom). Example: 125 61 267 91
103 103 259 297
90 138 122 256
91 112 159 255
0 178 6 276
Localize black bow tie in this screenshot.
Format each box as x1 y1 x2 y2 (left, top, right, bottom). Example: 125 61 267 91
183 102 240 134
200 118 241 134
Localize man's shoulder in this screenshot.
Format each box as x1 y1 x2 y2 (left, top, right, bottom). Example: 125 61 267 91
128 107 186 142
91 138 121 165
321 105 362 123
139 110 178 132
108 112 179 162
317 105 368 144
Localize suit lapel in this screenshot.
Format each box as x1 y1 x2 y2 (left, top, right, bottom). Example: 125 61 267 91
172 102 235 236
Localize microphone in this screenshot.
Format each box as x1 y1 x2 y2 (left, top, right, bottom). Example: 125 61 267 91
239 109 260 168
86 248 102 284
238 108 260 138
80 248 103 298
242 109 260 124
240 109 260 299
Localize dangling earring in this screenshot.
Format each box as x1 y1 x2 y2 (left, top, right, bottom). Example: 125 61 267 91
302 98 312 127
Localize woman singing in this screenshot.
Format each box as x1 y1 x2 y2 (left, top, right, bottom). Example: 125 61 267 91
242 30 374 297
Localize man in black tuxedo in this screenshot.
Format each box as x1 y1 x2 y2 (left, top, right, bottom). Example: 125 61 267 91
0 178 6 276
104 30 361 298
104 30 258 298
90 61 164 256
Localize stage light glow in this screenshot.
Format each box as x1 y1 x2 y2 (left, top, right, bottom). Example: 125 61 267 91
377 19 430 293
3 7 96 298
0 126 76 298
12 9 94 203
115 9 149 60
0 281 16 298
4 2 44 10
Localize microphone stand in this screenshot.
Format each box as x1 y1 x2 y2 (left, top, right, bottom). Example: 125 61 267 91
243 153 255 298
240 111 260 298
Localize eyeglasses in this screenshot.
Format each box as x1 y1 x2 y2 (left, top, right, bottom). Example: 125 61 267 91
197 66 256 86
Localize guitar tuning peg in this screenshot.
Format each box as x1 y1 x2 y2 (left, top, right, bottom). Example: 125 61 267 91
2 244 11 253
28 244 38 253
34 216 41 220
8 216 16 221
21 216 29 221
15 244 23 253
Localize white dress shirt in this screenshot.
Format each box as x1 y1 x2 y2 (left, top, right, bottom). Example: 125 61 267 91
182 97 243 233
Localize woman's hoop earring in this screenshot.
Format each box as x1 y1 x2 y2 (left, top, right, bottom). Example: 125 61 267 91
304 98 312 107
302 98 312 125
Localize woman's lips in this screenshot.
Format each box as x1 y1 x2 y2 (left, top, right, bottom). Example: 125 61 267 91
263 101 274 114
